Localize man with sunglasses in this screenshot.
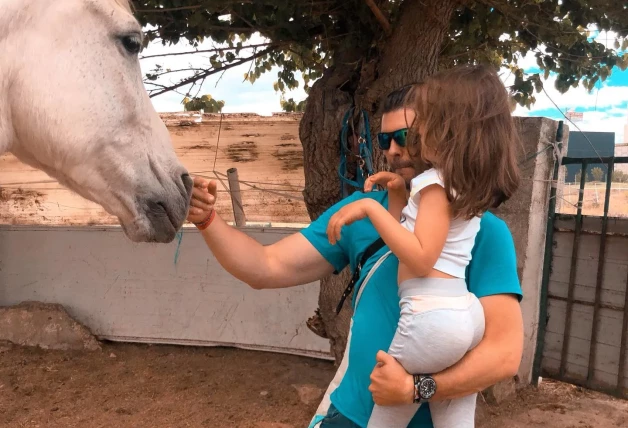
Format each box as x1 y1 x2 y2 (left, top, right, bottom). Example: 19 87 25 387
187 85 524 427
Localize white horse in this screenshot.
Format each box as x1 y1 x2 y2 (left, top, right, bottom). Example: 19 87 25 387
0 0 192 243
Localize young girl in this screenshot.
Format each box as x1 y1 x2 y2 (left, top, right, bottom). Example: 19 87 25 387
326 65 520 428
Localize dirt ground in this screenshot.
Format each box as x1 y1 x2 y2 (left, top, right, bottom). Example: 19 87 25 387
0 113 310 226
559 182 628 218
1 343 626 428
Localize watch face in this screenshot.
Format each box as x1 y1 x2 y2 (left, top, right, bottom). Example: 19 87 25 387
419 377 437 399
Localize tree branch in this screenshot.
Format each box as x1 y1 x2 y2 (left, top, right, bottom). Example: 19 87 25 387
144 82 189 98
139 42 275 60
148 46 279 98
364 0 391 36
136 6 204 13
146 68 209 79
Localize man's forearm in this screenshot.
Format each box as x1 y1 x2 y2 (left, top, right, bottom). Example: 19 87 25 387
197 212 334 290
431 332 521 400
432 295 524 401
198 214 275 288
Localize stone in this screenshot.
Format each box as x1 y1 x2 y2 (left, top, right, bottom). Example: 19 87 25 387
0 301 101 351
292 384 324 405
0 340 13 353
482 378 517 405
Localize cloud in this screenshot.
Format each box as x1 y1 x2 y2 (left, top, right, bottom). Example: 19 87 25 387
503 41 628 145
510 77 628 145
140 35 306 115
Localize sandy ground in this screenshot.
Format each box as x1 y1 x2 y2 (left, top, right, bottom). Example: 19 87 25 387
558 183 628 217
1 343 626 428
0 113 310 226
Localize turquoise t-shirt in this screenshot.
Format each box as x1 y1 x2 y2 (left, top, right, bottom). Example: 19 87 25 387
301 190 522 428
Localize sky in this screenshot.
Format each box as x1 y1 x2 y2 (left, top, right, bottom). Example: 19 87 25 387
141 31 628 145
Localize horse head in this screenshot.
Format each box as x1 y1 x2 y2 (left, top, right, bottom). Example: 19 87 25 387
0 0 192 243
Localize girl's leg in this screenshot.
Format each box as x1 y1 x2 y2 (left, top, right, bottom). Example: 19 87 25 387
428 297 486 428
367 280 486 428
367 307 475 428
428 394 478 428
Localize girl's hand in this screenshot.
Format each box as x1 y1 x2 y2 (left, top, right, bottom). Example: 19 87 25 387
365 172 406 194
187 177 217 224
326 199 374 244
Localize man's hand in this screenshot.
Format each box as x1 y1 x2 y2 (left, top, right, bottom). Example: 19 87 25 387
368 351 414 406
187 176 217 224
326 199 375 244
367 294 523 405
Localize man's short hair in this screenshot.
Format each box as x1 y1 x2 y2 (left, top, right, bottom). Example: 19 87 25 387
381 84 415 114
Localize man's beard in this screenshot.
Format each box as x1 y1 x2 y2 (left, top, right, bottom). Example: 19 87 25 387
388 159 415 172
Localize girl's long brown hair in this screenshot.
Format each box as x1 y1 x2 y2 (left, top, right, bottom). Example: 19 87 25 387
408 65 521 219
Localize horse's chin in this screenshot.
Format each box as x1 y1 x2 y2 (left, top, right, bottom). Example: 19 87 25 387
121 215 180 244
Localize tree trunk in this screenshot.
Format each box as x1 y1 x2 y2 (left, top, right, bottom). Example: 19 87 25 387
299 0 459 363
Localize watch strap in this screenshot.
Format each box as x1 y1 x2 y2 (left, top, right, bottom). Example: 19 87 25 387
413 374 421 403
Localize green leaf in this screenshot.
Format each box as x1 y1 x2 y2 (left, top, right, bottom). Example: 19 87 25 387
137 0 627 116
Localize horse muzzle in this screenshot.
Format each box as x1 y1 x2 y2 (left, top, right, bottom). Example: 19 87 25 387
130 172 193 243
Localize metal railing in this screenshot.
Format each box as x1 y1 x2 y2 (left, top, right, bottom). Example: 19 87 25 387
534 155 628 398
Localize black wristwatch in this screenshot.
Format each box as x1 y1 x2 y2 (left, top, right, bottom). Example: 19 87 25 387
413 374 437 403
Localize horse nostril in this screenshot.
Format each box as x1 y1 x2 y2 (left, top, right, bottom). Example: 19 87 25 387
155 201 168 213
181 173 193 197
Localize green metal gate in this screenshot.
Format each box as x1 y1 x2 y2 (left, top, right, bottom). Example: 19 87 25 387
533 156 628 398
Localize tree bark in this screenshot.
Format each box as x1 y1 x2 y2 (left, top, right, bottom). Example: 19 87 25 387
299 0 460 363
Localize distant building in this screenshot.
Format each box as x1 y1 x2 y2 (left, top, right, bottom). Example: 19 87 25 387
564 131 615 182
566 110 584 123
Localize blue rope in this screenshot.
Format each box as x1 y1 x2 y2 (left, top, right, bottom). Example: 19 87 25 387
173 231 183 265
338 107 375 198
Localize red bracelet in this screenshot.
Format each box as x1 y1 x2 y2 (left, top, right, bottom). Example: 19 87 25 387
194 210 216 231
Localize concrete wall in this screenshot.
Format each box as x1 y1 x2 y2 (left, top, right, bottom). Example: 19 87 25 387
494 117 569 383
542 216 628 394
0 225 332 360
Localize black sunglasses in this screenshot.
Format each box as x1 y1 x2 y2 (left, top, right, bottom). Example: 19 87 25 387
377 128 408 150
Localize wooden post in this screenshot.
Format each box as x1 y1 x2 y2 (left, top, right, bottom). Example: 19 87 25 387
227 168 246 227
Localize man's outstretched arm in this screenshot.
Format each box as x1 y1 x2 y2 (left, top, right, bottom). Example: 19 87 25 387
190 177 334 290
369 293 524 404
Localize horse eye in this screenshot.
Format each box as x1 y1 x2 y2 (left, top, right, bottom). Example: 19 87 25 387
121 35 141 55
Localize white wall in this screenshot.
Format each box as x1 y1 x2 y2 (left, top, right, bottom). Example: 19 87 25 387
0 225 332 360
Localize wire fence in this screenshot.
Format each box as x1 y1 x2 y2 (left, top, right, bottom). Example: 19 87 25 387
0 174 311 226
1 102 625 226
